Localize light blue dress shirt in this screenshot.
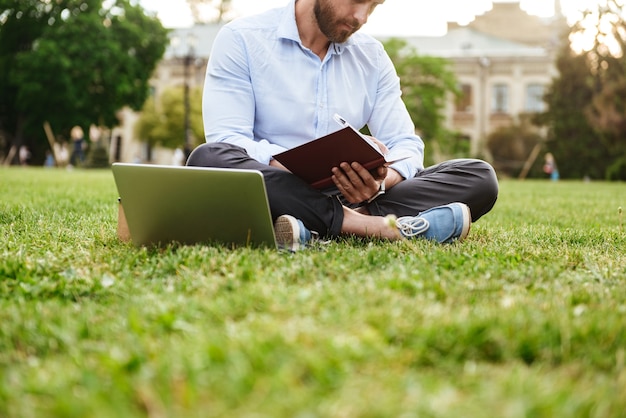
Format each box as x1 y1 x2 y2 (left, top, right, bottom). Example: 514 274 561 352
202 0 425 179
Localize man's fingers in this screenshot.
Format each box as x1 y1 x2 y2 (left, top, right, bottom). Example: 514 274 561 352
338 162 366 187
348 162 380 188
375 165 388 181
332 162 382 204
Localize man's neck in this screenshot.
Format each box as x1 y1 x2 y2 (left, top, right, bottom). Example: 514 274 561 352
295 0 330 59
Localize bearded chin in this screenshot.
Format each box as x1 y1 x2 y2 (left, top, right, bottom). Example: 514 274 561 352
333 29 353 44
313 0 355 43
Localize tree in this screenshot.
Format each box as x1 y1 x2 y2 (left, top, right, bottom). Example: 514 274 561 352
486 117 544 178
0 0 169 164
581 0 626 179
541 34 607 180
541 0 626 180
383 38 464 165
134 86 204 150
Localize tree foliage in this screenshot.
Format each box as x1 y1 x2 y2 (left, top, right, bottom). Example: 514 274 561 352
486 117 544 178
541 36 606 179
383 38 464 165
542 0 626 180
134 86 203 150
0 0 169 162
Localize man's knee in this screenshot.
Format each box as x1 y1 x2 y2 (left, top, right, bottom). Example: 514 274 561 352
467 159 499 219
186 143 213 167
470 159 498 197
186 142 245 168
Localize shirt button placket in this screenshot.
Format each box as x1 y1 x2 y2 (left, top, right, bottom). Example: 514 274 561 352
316 60 330 135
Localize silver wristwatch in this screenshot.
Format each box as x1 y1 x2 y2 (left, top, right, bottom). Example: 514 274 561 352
367 179 386 203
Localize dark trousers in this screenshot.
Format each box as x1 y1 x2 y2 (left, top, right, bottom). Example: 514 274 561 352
187 143 499 238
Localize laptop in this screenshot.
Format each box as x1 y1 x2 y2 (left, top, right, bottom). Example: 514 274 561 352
112 163 277 248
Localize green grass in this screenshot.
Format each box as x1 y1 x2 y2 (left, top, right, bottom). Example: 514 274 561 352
1 167 625 417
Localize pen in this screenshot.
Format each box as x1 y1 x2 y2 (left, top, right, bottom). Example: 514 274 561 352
333 113 350 128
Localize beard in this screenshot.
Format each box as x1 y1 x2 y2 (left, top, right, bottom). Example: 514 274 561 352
313 0 361 43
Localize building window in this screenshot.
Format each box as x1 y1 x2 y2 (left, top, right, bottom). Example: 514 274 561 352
525 84 546 113
492 84 509 113
455 84 473 112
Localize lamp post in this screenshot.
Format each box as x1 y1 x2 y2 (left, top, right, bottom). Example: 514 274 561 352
477 56 491 157
175 32 197 161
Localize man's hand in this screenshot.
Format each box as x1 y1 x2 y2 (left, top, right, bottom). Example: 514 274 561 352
332 160 405 204
269 158 289 171
332 162 397 204
365 135 389 156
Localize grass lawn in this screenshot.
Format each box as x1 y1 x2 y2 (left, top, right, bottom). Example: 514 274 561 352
1 167 625 417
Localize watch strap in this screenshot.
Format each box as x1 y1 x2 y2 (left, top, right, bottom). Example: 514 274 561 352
367 179 386 203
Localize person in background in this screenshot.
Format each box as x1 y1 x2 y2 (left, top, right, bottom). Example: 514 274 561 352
187 0 499 251
55 141 69 168
19 145 31 166
70 126 86 166
44 150 55 167
543 152 559 181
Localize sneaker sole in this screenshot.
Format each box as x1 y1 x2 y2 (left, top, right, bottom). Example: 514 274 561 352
458 203 472 241
274 215 301 252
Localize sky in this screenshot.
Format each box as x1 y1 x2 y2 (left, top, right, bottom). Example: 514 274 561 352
137 0 605 36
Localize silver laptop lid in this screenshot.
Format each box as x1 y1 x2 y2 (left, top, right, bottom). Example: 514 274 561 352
112 163 276 248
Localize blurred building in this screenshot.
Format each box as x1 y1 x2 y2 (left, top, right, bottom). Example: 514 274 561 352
387 2 567 156
113 2 566 164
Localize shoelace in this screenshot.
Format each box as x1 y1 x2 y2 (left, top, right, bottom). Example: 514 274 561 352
396 217 430 237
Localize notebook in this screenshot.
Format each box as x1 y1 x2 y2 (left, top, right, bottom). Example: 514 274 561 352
272 114 411 189
112 163 277 248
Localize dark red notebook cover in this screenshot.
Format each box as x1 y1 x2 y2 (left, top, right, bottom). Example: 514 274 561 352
272 127 391 189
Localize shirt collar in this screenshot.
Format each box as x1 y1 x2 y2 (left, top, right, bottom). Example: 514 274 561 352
277 0 354 54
